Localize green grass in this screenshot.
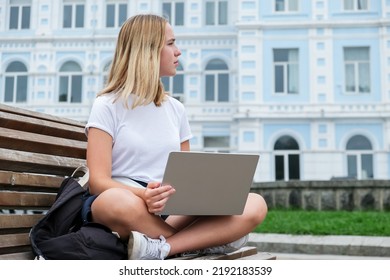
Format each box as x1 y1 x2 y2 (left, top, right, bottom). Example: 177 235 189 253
254 209 390 236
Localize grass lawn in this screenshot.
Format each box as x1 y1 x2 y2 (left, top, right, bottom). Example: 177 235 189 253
254 209 390 236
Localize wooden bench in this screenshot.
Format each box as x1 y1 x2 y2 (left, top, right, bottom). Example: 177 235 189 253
0 103 274 260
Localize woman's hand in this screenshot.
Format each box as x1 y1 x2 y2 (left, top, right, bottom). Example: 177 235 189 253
143 182 176 214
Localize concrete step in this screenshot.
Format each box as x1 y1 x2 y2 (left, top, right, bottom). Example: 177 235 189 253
248 233 390 258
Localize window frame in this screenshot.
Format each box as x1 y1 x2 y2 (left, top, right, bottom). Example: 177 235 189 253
343 0 369 12
105 2 128 28
274 0 299 13
62 2 85 29
4 61 28 103
58 61 83 103
9 2 31 30
343 46 371 95
204 59 229 103
273 48 299 95
162 1 185 26
205 0 228 26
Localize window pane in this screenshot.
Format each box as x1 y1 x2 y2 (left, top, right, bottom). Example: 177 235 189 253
275 65 284 93
205 75 215 101
59 76 69 102
75 5 84 28
289 0 298 11
361 154 373 179
218 73 229 102
275 0 285 11
106 4 115 27
358 0 368 10
347 155 357 178
288 63 299 93
173 74 184 94
161 77 170 91
16 76 28 102
275 155 285 180
288 154 300 180
204 136 229 148
163 3 172 23
345 63 355 92
274 136 299 150
359 62 370 93
206 2 215 25
6 61 28 72
175 3 184 26
344 0 354 10
10 7 19 29
219 1 227 25
21 6 30 29
5 77 15 102
63 5 72 28
71 75 82 103
346 135 372 150
118 4 127 26
205 59 228 70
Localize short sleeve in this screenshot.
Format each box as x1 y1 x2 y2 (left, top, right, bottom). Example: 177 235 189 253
85 95 116 139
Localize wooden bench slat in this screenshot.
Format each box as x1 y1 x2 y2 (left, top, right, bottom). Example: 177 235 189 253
0 147 86 176
0 171 63 191
0 191 55 208
171 246 259 260
0 127 86 158
0 233 30 248
0 251 34 260
0 214 44 229
0 111 86 141
0 103 85 128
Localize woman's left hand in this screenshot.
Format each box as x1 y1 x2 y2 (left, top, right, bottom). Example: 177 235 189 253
143 182 176 214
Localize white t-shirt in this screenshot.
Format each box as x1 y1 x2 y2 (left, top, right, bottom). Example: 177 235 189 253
85 94 192 183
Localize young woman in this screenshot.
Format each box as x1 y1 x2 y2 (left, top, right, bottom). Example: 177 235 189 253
85 14 268 260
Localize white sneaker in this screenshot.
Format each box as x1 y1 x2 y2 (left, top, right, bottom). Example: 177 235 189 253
182 234 249 257
128 231 170 260
202 234 249 255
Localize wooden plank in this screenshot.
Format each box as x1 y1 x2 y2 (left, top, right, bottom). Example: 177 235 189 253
0 103 85 128
170 246 258 260
0 171 63 192
0 127 86 158
0 147 86 176
0 251 33 260
0 214 44 229
0 233 30 249
0 191 55 208
0 111 86 141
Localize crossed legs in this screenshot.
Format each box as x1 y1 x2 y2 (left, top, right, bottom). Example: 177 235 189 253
91 188 267 257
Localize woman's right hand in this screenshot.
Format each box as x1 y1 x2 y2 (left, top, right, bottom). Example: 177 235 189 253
143 182 176 214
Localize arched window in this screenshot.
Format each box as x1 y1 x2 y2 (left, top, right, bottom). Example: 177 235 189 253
205 59 229 102
59 61 82 103
4 61 28 103
346 135 373 179
162 64 184 102
274 135 300 180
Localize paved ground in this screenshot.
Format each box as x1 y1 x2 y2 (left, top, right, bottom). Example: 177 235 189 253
246 233 390 260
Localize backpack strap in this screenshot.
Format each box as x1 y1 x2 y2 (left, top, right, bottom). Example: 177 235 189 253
71 165 89 191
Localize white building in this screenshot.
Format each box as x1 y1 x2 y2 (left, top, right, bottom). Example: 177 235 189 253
0 0 389 182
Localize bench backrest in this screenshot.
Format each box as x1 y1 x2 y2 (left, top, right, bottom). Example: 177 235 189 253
0 104 87 259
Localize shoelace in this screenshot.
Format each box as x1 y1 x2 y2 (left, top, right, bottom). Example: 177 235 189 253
143 235 167 260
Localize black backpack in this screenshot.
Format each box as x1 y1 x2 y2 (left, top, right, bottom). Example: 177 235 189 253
30 169 127 260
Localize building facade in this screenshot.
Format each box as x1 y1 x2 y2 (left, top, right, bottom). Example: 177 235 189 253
0 0 389 182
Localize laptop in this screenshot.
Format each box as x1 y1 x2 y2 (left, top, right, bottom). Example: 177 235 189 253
159 151 259 216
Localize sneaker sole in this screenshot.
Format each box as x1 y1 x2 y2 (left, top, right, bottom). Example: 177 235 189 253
128 231 142 260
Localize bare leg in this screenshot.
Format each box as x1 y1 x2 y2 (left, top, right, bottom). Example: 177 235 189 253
165 193 267 256
90 188 177 240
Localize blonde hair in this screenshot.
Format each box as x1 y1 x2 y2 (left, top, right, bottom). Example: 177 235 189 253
99 14 167 108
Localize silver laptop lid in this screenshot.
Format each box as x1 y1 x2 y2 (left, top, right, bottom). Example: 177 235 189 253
159 151 259 216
